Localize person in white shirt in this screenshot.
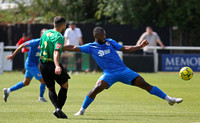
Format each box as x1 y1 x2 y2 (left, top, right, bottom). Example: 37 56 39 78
137 26 165 55
64 21 83 46
64 21 83 74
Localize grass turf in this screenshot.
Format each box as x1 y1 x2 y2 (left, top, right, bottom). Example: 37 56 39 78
0 71 200 123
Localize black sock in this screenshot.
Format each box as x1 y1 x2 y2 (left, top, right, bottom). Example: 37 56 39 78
49 88 58 109
57 88 68 109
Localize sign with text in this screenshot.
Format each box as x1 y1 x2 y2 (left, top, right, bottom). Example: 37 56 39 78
162 54 200 71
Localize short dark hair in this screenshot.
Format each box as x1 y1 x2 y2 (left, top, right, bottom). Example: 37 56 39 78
22 33 27 37
93 27 105 35
54 16 66 28
69 21 76 25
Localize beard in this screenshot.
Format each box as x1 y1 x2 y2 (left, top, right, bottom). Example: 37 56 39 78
97 40 105 45
60 28 65 34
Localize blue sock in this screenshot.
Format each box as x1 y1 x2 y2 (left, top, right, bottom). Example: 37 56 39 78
150 86 167 99
10 81 24 92
82 95 94 109
40 83 46 97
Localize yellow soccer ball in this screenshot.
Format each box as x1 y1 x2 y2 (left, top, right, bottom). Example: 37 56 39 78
179 67 193 80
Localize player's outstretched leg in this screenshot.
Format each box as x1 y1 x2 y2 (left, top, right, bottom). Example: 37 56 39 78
3 78 31 102
38 78 47 102
133 76 183 106
75 80 109 116
39 83 47 102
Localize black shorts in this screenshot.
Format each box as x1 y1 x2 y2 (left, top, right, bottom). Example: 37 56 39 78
40 62 70 88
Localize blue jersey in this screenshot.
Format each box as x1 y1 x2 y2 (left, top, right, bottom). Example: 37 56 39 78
79 38 126 72
24 38 40 68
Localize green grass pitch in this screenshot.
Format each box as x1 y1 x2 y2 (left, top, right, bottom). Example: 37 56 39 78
0 71 200 123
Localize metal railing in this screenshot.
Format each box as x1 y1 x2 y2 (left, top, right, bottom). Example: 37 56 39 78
1 42 200 73
146 46 200 72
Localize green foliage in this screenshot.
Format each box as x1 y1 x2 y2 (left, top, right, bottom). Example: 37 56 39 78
94 0 200 45
0 0 98 23
1 0 200 45
1 0 200 28
29 0 98 23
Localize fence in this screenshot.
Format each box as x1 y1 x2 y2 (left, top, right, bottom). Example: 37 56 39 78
1 42 200 74
146 46 200 72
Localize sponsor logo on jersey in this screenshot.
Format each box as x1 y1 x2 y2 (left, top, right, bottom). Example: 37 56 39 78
106 42 110 46
98 49 110 57
26 42 30 46
56 43 62 49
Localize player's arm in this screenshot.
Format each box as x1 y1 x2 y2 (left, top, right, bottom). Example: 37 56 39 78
120 39 149 52
62 45 81 52
54 36 65 75
6 43 26 61
54 50 62 75
38 46 41 50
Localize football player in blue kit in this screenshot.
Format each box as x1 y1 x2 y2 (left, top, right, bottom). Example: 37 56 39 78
3 29 47 102
63 27 183 116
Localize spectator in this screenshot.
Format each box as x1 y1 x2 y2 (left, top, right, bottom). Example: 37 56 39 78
16 33 31 73
137 26 165 55
64 21 83 46
16 33 31 53
64 21 83 74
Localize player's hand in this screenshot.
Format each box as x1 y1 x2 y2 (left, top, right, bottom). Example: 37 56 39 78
55 66 62 75
140 39 149 48
6 55 14 61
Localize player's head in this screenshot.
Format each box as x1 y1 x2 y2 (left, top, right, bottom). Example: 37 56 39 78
22 33 27 37
93 27 106 44
40 28 47 37
146 26 153 35
53 16 66 32
68 21 76 30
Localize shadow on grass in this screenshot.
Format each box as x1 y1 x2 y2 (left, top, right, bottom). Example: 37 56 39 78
70 117 124 121
68 113 197 121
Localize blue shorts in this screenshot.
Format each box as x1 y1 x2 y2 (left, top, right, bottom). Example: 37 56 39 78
98 67 139 88
25 67 43 80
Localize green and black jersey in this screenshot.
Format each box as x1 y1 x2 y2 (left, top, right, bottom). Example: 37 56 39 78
39 29 64 63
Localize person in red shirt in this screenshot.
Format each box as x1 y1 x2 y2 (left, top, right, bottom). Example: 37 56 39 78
16 33 31 53
16 33 31 73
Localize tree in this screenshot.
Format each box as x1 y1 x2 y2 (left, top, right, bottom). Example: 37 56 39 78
1 0 200 45
94 0 200 46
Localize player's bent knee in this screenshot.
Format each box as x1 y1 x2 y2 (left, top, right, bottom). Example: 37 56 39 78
23 79 31 86
23 81 30 86
134 76 153 92
93 85 104 94
60 81 68 89
39 78 46 84
48 87 55 90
